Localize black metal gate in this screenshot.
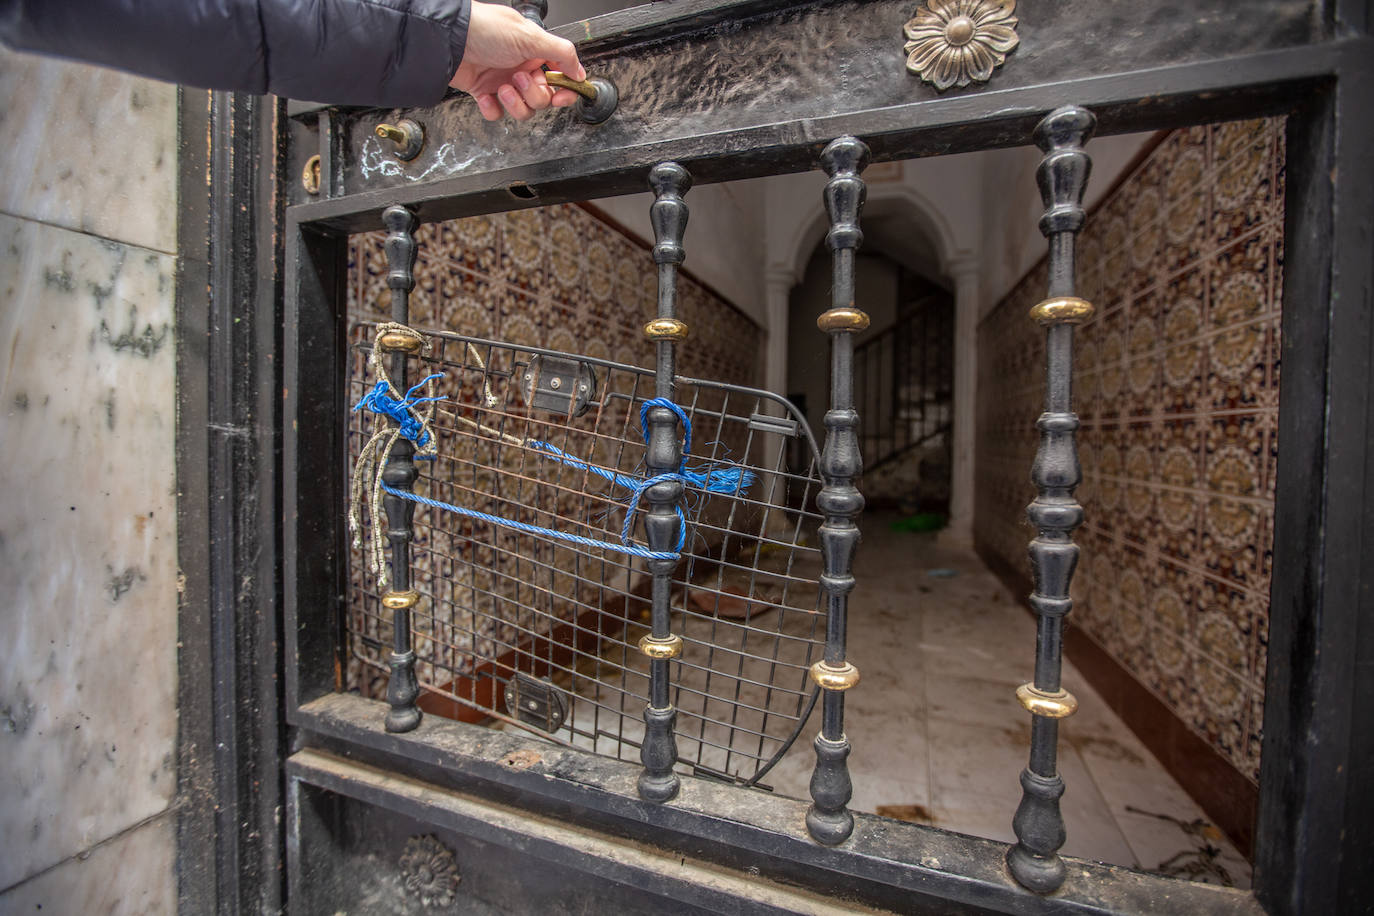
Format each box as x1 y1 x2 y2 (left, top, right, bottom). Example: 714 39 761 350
176 1 1374 912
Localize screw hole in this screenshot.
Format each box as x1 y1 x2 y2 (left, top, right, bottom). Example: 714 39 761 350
507 182 539 200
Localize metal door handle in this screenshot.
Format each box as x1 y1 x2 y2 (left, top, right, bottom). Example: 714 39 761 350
544 69 618 124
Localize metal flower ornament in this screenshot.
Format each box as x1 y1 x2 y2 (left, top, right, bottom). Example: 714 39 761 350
903 0 1020 90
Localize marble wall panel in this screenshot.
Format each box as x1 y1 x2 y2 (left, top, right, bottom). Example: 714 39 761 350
0 49 178 255
974 118 1285 783
0 213 178 889
0 812 175 914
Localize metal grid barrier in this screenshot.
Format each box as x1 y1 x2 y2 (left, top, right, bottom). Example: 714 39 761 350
345 323 827 786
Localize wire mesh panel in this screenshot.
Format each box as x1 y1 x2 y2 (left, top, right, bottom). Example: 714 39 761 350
345 322 827 786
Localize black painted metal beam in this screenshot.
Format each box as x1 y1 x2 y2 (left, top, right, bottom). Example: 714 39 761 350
290 693 1264 916
284 37 1365 236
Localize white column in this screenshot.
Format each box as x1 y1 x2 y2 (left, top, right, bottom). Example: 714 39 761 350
943 254 980 547
759 265 797 535
764 265 796 398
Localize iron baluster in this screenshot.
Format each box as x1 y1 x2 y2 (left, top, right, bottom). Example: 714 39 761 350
380 204 423 733
637 162 692 802
1007 106 1097 893
806 136 868 846
513 0 548 25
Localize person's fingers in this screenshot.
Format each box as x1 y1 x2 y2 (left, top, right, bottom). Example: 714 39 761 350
497 85 534 121
512 70 553 111
474 93 503 121
536 34 585 82
549 88 579 108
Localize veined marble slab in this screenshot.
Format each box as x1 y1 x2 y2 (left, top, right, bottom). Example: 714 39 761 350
0 213 177 890
0 49 178 255
0 812 174 912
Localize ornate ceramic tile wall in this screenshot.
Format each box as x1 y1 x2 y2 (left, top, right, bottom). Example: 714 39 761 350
344 203 763 701
347 204 762 386
975 118 1285 782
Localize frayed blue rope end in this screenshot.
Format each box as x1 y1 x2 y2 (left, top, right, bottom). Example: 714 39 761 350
352 373 444 448
680 462 754 494
638 397 755 495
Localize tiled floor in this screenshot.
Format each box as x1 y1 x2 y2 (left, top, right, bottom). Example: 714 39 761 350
760 515 1251 888
509 510 1251 888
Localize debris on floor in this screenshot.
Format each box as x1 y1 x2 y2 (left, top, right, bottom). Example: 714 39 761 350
890 512 947 532
1125 805 1237 887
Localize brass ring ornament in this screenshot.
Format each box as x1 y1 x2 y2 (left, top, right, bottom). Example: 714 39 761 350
817 308 871 333
377 329 426 353
1028 296 1095 326
810 661 861 691
1015 683 1079 718
638 634 684 659
382 590 420 610
644 318 689 341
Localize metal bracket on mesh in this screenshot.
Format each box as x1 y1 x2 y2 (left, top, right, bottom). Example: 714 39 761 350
524 355 598 417
747 413 802 437
503 674 570 734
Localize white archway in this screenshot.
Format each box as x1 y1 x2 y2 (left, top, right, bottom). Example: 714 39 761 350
762 180 980 545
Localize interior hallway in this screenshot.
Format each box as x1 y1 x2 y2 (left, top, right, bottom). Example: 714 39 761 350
762 512 1251 888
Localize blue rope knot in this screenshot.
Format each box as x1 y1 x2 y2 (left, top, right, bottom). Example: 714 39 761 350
352 373 445 451
637 397 755 495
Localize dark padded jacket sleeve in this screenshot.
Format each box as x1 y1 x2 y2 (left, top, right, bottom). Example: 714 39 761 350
0 0 470 108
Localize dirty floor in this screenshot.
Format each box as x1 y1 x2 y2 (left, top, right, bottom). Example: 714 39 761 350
511 511 1252 888
757 515 1252 888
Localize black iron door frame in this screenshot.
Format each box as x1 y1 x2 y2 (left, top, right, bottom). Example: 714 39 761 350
177 0 1374 912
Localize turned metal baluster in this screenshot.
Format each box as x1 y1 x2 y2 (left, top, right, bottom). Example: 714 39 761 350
380 204 424 733
1007 106 1096 893
513 0 547 24
806 136 869 846
637 162 692 802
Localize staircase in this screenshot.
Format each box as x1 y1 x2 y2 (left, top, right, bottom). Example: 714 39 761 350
853 295 954 478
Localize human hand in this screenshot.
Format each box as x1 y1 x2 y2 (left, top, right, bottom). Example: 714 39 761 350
450 2 586 121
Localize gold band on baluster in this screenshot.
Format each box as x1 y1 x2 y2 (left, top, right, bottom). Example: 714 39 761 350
382 590 420 610
644 318 689 341
817 308 870 333
810 661 861 691
377 330 425 353
1028 296 1095 326
1016 683 1078 718
639 634 683 659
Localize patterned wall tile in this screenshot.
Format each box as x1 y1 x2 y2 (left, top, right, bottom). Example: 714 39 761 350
343 202 763 702
975 118 1284 784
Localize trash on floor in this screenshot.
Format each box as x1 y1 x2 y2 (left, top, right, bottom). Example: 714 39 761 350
890 512 947 532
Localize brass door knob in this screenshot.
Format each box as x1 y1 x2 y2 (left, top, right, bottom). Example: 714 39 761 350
543 70 618 124
375 118 424 160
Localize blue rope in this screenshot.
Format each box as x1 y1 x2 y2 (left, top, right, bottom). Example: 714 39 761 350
351 373 445 449
382 484 680 560
638 397 755 495
356 383 752 560
525 440 647 491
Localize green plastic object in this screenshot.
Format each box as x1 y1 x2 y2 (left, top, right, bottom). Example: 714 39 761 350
890 512 946 532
